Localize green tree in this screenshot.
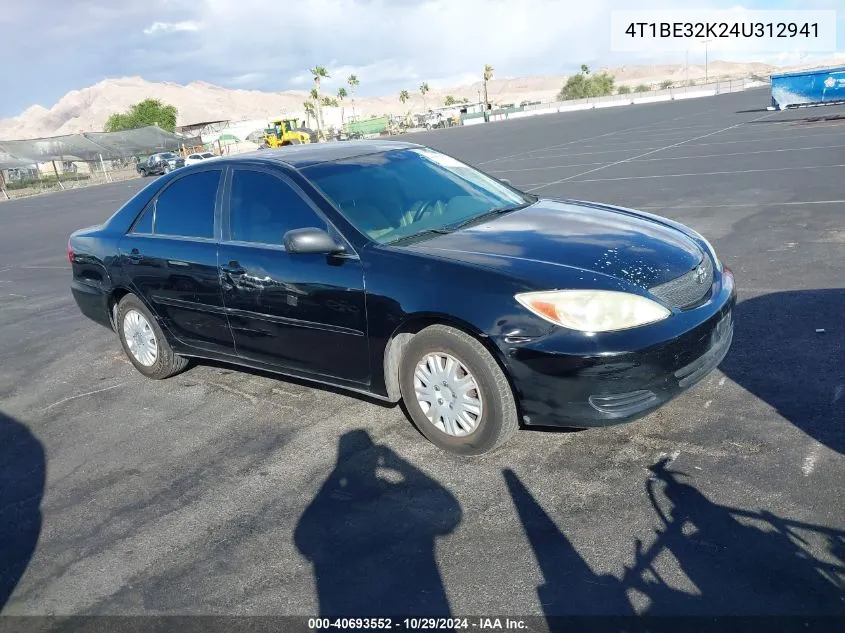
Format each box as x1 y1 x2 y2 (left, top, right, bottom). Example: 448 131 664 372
557 65 615 101
321 97 339 107
347 74 359 118
634 84 650 93
303 101 316 127
483 64 494 114
617 85 631 95
419 82 429 110
660 80 674 89
337 87 348 124
444 95 457 106
310 65 330 135
399 90 410 104
104 98 178 132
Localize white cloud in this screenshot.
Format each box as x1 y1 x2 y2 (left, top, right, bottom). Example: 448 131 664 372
2 0 843 118
143 20 201 35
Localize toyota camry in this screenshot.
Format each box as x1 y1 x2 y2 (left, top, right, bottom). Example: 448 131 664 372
69 140 735 455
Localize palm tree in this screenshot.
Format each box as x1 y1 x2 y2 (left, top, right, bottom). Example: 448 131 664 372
399 90 410 105
580 64 590 75
419 82 429 111
337 87 348 125
483 64 494 118
310 65 330 136
302 101 316 128
347 74 359 118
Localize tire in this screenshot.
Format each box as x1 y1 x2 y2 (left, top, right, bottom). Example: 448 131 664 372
399 325 519 456
116 294 188 380
289 138 302 145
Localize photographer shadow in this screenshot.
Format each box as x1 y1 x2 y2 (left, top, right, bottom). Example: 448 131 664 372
294 430 461 617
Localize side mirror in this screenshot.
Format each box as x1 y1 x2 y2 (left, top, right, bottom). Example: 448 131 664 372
500 178 512 186
284 227 345 255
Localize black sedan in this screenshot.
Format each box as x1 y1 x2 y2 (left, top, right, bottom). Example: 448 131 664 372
69 140 735 455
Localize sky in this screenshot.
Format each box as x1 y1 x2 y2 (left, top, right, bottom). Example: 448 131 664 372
0 0 842 118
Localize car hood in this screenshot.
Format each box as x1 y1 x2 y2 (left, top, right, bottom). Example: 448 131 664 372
405 199 705 289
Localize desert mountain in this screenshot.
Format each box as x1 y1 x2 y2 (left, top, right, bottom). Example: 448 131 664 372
0 58 837 141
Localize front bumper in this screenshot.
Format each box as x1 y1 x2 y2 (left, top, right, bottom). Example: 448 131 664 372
501 270 736 428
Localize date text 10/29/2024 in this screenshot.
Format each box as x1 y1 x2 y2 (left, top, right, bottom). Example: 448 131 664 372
308 618 528 630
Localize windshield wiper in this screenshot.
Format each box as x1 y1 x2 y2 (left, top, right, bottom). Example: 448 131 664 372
385 228 452 245
446 200 534 232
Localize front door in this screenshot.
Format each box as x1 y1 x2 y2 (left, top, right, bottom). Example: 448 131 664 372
219 167 369 384
118 168 235 355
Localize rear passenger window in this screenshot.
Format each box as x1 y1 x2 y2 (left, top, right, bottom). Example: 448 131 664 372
229 169 324 245
131 205 153 234
154 170 221 238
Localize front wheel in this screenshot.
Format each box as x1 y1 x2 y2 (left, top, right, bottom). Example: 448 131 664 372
116 294 188 379
399 325 519 456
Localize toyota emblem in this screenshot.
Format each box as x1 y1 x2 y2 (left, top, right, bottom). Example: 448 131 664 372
694 265 707 284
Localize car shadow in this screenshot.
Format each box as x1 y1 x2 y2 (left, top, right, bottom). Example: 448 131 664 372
0 411 46 612
505 459 845 618
719 289 844 454
294 429 461 617
187 358 397 410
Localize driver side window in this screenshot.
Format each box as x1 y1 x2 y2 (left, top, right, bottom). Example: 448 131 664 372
229 169 326 246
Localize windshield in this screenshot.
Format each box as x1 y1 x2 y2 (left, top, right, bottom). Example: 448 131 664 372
302 148 533 244
160 152 176 159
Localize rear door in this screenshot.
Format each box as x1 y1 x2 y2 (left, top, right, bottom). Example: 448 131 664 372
118 167 235 355
218 166 369 384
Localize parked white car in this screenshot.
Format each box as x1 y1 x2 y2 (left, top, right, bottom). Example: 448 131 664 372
184 152 218 166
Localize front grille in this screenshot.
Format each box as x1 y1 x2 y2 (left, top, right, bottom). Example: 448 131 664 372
649 254 714 309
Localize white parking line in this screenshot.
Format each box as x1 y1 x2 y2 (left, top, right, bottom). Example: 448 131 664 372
530 163 845 186
44 383 127 411
491 143 845 175
497 128 845 165
641 200 845 209
529 110 781 190
478 106 732 165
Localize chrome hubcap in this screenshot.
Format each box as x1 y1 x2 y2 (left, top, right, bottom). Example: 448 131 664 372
123 309 157 366
414 352 483 437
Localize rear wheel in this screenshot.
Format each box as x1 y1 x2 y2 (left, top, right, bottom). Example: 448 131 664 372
116 294 188 379
399 325 518 456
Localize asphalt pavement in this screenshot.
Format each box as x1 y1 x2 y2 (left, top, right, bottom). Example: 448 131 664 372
1 87 843 620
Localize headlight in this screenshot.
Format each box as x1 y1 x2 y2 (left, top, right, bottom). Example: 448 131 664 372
515 289 671 332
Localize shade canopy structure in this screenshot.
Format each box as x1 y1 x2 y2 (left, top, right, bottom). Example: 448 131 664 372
0 126 202 169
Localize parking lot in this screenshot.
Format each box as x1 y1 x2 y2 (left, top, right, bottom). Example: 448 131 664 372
1 87 843 619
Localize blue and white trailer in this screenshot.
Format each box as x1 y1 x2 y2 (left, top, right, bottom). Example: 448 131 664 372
770 65 845 110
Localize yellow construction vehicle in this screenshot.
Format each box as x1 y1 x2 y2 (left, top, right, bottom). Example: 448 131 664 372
260 118 317 148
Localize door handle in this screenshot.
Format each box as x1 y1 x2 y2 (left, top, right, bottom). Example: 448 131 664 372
127 248 142 264
221 261 246 275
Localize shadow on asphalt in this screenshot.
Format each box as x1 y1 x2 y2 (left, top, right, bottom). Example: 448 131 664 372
720 289 845 454
506 458 845 618
294 430 461 617
0 411 45 611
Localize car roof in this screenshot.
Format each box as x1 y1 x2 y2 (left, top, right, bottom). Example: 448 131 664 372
219 139 425 169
